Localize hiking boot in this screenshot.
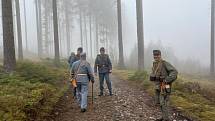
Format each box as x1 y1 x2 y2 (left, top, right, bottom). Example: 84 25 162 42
154 102 160 106
98 93 103 96
155 118 163 121
81 108 86 112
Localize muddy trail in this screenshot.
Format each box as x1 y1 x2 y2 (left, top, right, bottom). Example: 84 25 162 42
45 74 193 121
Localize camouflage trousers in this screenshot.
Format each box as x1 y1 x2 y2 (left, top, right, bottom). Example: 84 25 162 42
155 89 170 120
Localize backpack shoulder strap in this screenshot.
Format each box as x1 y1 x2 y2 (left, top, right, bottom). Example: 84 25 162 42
74 61 83 78
153 61 163 76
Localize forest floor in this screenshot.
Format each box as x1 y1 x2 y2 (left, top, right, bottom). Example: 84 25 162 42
45 74 192 121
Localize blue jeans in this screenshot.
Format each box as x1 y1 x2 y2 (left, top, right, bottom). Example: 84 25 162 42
99 73 112 94
76 82 88 109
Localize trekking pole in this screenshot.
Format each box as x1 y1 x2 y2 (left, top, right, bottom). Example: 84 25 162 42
92 82 94 105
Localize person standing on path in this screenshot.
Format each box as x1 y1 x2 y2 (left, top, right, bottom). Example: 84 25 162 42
94 47 113 96
150 50 178 121
71 53 94 112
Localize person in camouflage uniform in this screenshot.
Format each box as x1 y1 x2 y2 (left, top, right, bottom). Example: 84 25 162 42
71 53 94 112
150 50 178 121
94 47 113 96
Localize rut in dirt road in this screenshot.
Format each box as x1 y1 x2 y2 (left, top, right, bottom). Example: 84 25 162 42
47 75 192 121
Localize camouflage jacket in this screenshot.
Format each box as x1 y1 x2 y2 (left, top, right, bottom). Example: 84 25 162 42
151 60 178 84
94 54 112 74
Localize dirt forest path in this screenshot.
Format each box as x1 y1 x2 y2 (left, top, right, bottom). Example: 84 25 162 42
46 74 192 121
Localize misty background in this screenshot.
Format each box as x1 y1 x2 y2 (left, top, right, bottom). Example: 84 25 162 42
0 0 213 74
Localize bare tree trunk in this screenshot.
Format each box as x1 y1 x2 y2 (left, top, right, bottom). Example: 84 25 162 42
23 0 28 51
65 1 71 56
2 0 16 72
15 0 23 60
79 9 83 47
117 0 125 68
89 14 93 58
95 16 99 54
136 0 144 70
36 0 43 57
44 1 49 56
84 13 88 54
53 0 60 64
211 0 215 75
105 26 109 54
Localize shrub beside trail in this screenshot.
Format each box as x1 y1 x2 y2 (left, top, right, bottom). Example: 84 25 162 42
0 61 69 121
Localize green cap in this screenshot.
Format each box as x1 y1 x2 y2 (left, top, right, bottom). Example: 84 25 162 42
153 50 161 55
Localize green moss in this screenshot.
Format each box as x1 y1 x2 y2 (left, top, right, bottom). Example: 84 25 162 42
0 61 68 121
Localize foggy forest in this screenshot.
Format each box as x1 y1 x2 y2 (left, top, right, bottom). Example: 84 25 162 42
0 0 215 121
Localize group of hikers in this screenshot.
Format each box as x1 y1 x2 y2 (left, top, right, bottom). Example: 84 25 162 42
68 47 178 121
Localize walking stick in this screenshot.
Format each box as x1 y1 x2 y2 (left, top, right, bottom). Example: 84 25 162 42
92 82 94 105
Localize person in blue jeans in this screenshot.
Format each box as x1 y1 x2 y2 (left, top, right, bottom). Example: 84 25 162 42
71 53 94 112
94 47 113 96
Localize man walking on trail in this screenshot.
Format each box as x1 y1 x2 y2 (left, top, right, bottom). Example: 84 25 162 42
94 47 113 96
68 47 83 68
71 53 94 112
69 47 83 97
150 50 178 121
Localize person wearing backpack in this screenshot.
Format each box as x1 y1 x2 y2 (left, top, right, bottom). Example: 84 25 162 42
71 53 94 112
150 50 178 121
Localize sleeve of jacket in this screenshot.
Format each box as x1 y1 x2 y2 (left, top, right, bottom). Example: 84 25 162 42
87 63 95 81
164 61 178 83
107 55 112 70
94 55 99 73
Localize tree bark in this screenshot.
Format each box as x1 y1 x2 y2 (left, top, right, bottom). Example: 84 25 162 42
89 14 93 58
53 0 60 64
117 0 125 68
2 0 16 72
44 0 49 55
211 0 215 75
15 0 23 60
84 12 88 54
23 0 28 51
136 0 144 70
95 16 99 54
65 0 71 56
79 8 83 47
36 0 43 57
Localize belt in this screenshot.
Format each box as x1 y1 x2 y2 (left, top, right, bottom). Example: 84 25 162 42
77 74 87 76
98 65 107 67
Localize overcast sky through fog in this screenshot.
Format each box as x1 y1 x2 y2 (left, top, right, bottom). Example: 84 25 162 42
123 0 211 66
